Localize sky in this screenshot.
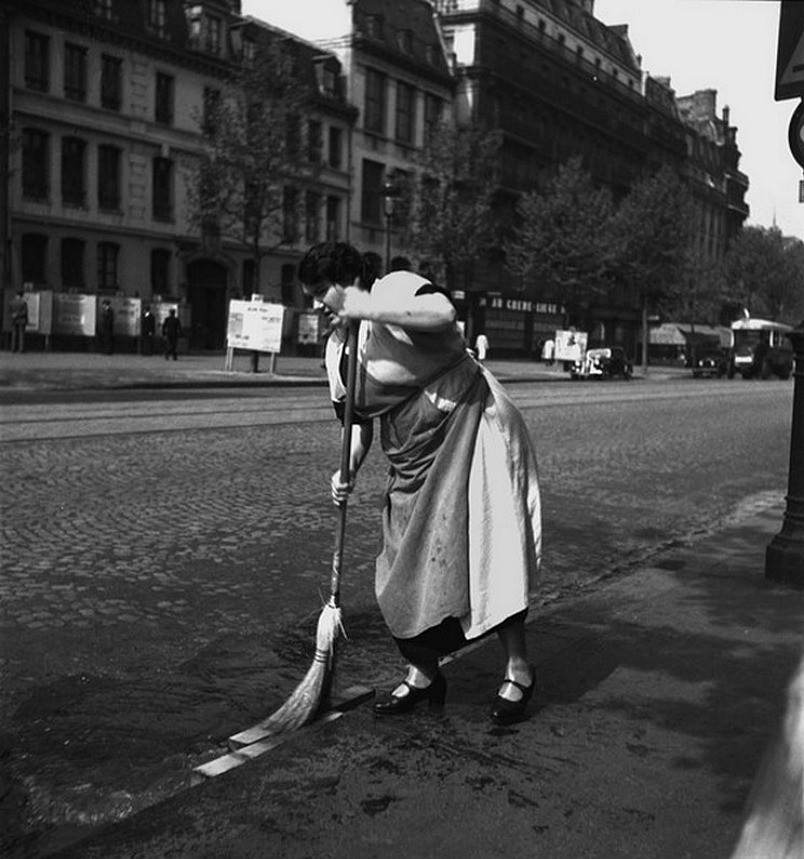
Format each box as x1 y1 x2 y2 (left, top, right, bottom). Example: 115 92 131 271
244 0 802 239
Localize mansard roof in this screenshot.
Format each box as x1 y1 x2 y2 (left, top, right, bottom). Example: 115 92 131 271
350 0 453 82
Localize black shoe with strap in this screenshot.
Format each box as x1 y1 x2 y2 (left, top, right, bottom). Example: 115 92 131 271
373 672 447 716
490 673 535 726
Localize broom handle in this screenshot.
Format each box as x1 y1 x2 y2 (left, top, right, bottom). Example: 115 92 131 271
330 321 359 607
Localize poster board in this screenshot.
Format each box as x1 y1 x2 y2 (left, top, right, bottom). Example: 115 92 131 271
108 295 142 337
153 301 191 333
226 300 285 354
554 329 587 362
23 291 54 334
297 312 321 345
53 293 97 337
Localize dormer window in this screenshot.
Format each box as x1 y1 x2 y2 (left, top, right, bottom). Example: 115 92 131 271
364 14 382 38
397 29 413 53
148 0 167 38
242 37 256 66
186 5 224 57
206 15 222 55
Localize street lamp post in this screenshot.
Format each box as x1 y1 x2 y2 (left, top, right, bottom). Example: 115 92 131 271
381 179 398 275
765 324 804 587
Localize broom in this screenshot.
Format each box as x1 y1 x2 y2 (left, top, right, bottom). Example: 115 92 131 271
257 321 359 734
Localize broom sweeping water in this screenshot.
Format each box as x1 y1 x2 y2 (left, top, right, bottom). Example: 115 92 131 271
257 321 359 734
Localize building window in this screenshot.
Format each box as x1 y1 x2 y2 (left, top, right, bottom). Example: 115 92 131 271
155 72 174 124
322 66 337 97
61 137 86 207
395 81 415 145
364 14 382 38
424 93 443 130
64 43 87 101
326 195 341 241
22 129 49 200
305 191 321 243
24 31 49 92
21 234 48 284
94 0 114 20
148 0 167 37
150 248 171 294
397 30 413 53
61 238 85 288
101 55 122 110
282 186 299 243
152 157 173 221
307 120 322 163
280 263 296 305
328 126 342 169
364 68 386 135
97 144 121 210
97 242 119 292
202 87 220 134
205 15 222 54
361 159 383 224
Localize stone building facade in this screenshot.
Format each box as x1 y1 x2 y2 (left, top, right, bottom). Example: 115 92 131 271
1 0 354 349
432 0 750 357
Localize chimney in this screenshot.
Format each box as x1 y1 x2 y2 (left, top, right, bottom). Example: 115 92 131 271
722 104 730 126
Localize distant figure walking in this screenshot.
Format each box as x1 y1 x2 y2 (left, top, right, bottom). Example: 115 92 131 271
10 290 28 353
162 308 182 360
99 300 115 355
474 332 489 363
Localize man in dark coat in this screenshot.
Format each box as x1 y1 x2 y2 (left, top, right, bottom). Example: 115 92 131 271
99 300 115 355
162 308 182 360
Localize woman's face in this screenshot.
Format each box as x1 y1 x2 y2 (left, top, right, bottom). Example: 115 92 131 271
304 281 346 331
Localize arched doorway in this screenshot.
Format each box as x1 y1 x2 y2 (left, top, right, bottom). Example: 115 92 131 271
186 259 228 350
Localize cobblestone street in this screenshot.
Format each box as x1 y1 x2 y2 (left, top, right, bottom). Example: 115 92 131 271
0 377 795 852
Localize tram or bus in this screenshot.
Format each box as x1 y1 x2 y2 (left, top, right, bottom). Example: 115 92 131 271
729 317 794 380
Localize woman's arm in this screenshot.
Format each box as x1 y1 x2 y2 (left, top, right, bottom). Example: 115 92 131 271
339 285 455 331
331 421 373 505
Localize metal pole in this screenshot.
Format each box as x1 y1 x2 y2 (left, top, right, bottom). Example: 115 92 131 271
765 325 804 587
384 210 391 274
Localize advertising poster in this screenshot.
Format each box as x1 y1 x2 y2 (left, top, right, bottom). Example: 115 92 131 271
554 329 587 362
53 293 97 336
109 296 142 337
297 312 321 345
226 300 284 353
153 302 191 334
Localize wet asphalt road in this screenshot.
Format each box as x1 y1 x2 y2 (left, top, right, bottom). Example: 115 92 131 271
0 376 794 855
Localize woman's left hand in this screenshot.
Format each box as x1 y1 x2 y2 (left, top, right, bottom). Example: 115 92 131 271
331 469 354 506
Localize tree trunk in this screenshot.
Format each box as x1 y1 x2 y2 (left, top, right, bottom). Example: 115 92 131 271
641 296 649 375
250 243 261 373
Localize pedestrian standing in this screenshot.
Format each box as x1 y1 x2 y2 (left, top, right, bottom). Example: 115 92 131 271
141 305 156 355
474 331 489 363
162 308 182 360
298 241 541 726
10 290 28 353
99 300 115 355
541 337 555 366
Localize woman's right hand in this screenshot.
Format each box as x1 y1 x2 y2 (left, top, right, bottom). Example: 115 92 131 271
331 470 354 506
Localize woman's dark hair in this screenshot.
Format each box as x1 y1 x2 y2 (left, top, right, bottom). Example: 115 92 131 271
297 242 376 291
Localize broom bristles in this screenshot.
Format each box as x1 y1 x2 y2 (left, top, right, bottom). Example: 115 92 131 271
260 603 343 734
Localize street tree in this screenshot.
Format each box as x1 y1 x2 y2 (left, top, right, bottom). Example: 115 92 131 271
186 32 315 294
611 164 696 371
504 156 617 316
723 226 804 324
400 121 502 292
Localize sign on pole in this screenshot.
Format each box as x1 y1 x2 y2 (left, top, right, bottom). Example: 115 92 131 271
775 1 804 101
790 100 804 169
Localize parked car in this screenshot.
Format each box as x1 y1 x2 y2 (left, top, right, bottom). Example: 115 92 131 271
690 348 727 378
570 346 633 380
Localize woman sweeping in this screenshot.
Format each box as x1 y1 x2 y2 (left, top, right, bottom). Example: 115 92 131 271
298 242 542 725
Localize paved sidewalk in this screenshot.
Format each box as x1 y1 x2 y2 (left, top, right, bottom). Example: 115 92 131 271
49 501 803 859
0 349 687 392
